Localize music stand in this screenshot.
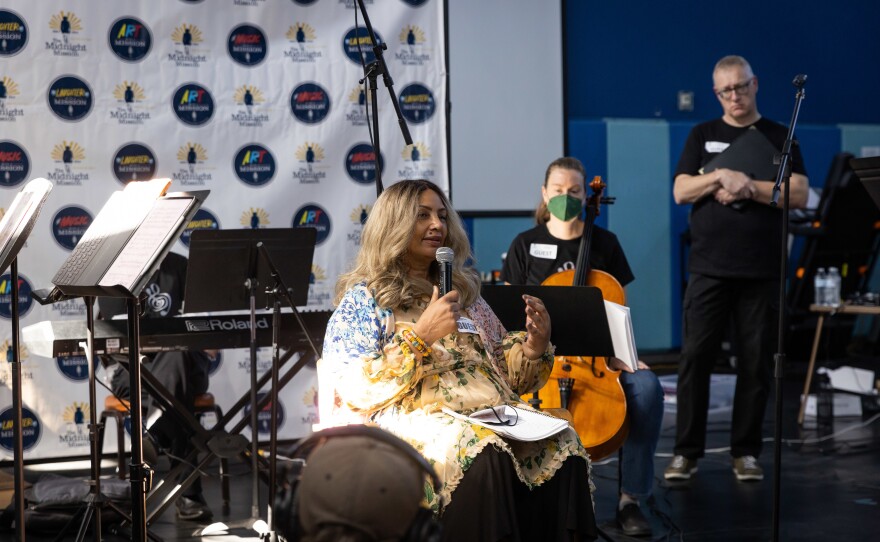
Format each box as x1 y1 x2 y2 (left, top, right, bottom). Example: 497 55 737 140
0 178 52 542
52 188 208 542
850 156 880 211
184 228 317 540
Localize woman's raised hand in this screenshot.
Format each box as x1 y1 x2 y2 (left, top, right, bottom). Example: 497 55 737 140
413 286 461 345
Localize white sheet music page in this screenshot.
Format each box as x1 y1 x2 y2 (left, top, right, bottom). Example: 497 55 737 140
98 197 191 292
603 300 638 371
442 405 569 441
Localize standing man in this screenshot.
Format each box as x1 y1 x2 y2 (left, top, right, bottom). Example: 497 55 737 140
666 55 808 482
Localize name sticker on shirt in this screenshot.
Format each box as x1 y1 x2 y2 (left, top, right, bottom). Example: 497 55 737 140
529 243 558 260
705 141 730 153
457 317 478 334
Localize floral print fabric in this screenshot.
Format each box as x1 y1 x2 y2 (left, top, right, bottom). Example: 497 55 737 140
321 283 592 510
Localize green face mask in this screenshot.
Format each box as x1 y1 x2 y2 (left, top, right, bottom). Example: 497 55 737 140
547 194 583 221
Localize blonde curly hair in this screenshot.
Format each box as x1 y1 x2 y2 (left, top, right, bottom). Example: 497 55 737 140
334 179 481 310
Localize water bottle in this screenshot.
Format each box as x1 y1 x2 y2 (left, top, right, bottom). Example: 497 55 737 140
814 267 827 306
827 267 841 308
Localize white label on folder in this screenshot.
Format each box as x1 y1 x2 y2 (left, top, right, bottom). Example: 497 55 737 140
457 317 478 334
529 243 557 260
705 141 729 153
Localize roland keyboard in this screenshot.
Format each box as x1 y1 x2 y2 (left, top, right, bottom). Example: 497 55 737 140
21 311 332 358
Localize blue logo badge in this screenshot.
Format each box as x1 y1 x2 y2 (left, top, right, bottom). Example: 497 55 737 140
108 16 152 62
342 26 383 65
47 75 93 122
398 83 435 124
242 392 285 435
0 406 42 452
172 83 214 126
233 144 276 186
290 82 330 124
0 273 33 319
293 204 331 245
0 10 28 57
401 0 431 6
0 140 30 187
179 208 220 247
345 143 384 184
112 142 157 183
207 351 222 376
228 24 267 66
52 206 92 250
56 355 93 382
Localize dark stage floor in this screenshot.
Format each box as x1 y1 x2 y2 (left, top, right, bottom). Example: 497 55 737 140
5 374 880 541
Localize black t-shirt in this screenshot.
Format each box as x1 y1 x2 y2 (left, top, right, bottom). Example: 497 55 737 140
98 251 188 319
674 117 807 279
500 223 634 287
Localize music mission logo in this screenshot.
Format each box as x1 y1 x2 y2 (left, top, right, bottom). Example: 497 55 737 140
0 75 25 123
285 22 322 63
110 80 152 125
227 24 267 66
48 140 89 185
345 143 383 185
0 140 30 187
169 23 207 68
174 142 213 185
47 11 87 57
232 85 269 127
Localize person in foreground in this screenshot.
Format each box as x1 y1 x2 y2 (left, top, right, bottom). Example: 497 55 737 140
501 156 664 537
321 179 597 541
667 55 808 482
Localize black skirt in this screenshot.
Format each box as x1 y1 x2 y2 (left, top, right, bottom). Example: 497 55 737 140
439 446 597 542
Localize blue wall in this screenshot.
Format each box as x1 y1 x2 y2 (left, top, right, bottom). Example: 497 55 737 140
565 0 880 125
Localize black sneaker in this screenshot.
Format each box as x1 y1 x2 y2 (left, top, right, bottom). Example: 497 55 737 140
176 495 213 522
616 502 652 537
141 431 160 468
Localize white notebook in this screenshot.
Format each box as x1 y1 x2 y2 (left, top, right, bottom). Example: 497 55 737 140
442 405 569 442
604 299 638 372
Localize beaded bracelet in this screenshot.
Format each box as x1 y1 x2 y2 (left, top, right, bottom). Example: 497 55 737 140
401 328 432 356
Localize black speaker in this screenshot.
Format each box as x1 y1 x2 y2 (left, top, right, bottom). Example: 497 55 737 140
275 425 442 542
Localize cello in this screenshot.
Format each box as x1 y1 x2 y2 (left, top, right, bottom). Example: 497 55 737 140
526 176 629 460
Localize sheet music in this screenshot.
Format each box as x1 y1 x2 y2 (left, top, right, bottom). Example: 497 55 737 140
0 178 53 273
442 405 570 442
98 197 192 291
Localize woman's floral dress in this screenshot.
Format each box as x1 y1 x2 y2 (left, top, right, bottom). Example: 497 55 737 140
321 283 592 511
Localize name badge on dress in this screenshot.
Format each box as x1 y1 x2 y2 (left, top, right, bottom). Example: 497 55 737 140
705 141 730 153
529 243 557 260
457 317 478 334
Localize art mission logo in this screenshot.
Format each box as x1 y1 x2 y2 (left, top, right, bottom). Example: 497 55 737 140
293 204 331 245
0 273 34 319
47 140 90 185
108 17 152 62
233 143 276 187
173 142 213 186
172 83 214 126
0 75 24 122
110 80 152 125
46 11 88 57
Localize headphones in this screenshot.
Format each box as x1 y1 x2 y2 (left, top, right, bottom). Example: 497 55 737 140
275 425 443 542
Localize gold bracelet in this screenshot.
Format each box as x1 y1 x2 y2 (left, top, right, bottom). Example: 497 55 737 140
401 328 432 356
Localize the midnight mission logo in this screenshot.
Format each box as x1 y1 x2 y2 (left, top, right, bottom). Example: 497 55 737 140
232 84 269 128
46 11 88 57
169 23 207 68
284 22 322 63
0 75 24 123
395 24 431 67
292 142 327 184
174 142 213 186
110 80 152 125
47 140 90 185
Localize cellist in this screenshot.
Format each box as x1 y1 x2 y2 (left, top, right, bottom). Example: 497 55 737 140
501 156 663 538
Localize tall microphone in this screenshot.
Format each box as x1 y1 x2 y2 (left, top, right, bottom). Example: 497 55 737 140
435 247 454 295
792 74 808 88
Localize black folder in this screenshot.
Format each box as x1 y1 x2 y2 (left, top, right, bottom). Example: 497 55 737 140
701 127 779 181
849 155 880 211
480 284 614 357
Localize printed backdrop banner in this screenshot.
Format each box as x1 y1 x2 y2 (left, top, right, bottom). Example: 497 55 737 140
0 0 447 460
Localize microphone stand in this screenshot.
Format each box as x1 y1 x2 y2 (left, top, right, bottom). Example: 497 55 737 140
355 0 413 198
769 73 807 542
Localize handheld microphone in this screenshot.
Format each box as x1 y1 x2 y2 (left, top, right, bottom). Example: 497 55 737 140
435 247 454 295
793 74 808 88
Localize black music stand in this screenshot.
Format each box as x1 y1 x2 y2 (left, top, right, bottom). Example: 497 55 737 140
0 178 53 542
52 189 207 542
184 228 317 541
